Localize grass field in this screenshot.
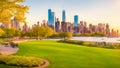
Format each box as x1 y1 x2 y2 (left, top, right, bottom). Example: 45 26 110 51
1 40 120 68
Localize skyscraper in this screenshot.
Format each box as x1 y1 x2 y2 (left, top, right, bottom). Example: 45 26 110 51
62 10 66 22
74 15 79 27
48 9 55 29
51 12 55 26
55 18 61 33
48 9 52 25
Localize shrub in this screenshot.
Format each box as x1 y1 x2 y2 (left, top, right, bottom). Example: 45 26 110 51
58 40 83 45
58 40 120 49
91 32 105 36
0 55 43 67
10 42 18 48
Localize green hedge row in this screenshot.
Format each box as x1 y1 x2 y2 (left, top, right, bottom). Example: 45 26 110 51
0 55 43 67
58 40 120 49
58 40 84 45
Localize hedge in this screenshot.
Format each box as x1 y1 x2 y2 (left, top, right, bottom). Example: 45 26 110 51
0 55 43 67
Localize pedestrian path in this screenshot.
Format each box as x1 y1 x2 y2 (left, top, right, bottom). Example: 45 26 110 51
0 45 19 55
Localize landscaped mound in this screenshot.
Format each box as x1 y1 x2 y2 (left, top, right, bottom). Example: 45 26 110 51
0 55 44 67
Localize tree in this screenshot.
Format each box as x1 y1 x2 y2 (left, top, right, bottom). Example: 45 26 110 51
59 32 72 40
66 32 72 39
2 28 16 38
0 0 29 24
44 26 56 37
14 30 22 37
27 26 56 40
0 29 5 36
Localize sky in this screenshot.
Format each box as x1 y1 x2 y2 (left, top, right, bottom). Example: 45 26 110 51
23 0 120 30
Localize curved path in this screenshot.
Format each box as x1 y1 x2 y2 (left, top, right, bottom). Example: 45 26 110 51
0 40 50 68
0 45 19 55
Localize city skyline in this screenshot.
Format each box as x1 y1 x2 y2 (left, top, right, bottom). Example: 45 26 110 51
23 0 120 30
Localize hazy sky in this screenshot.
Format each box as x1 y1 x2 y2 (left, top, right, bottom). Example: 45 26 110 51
23 0 120 30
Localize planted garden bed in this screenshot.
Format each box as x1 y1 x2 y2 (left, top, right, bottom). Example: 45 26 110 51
0 55 45 67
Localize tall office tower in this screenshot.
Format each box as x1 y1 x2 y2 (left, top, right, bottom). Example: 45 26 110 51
98 23 104 33
74 15 78 27
55 18 61 33
48 9 55 29
79 21 84 34
52 12 55 26
68 23 73 33
106 23 110 36
89 24 93 33
48 9 52 25
62 10 66 22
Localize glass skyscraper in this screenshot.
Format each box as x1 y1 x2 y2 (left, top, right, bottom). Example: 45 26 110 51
48 9 55 26
62 10 66 22
51 12 55 26
74 15 79 27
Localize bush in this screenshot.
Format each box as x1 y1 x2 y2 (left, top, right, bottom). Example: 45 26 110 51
10 42 18 48
0 55 43 67
58 40 83 45
91 32 105 36
58 40 120 49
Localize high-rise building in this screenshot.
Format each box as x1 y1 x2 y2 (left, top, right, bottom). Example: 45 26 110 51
55 18 61 33
62 10 66 22
61 22 68 32
52 12 55 26
106 23 110 36
74 15 79 27
48 9 52 25
68 23 73 33
48 9 55 29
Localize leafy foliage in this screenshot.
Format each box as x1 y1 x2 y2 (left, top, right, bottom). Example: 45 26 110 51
0 55 43 67
58 40 120 49
26 26 56 39
0 29 5 36
0 0 29 24
1 28 21 38
59 32 72 40
91 32 105 36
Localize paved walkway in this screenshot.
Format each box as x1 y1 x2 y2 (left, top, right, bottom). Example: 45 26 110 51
0 45 19 55
0 40 28 55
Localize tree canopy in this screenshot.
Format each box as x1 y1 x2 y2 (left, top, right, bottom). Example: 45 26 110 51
59 32 73 40
27 26 56 40
0 0 29 24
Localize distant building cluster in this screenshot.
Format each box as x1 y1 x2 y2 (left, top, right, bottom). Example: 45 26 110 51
47 9 119 37
0 9 119 37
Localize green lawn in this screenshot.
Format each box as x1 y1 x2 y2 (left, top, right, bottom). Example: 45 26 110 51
1 40 120 68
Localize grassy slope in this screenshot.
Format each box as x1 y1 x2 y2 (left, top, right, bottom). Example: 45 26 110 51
1 40 120 68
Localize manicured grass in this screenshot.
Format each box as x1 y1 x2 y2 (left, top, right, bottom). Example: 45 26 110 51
1 40 120 68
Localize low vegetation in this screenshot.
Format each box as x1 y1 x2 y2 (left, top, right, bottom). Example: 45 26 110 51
74 32 105 37
0 55 43 67
58 40 120 49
